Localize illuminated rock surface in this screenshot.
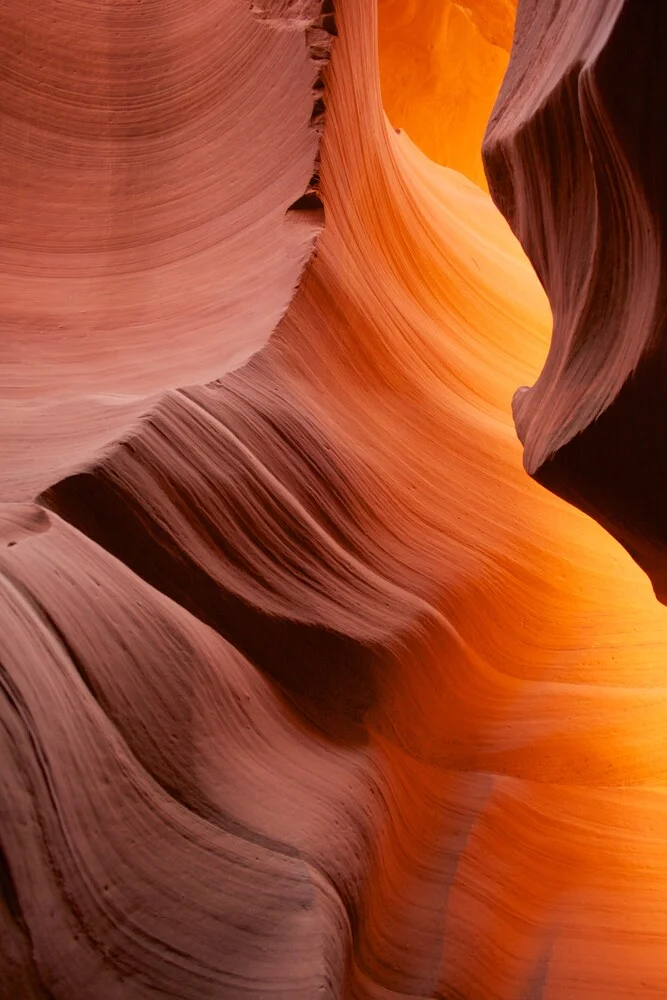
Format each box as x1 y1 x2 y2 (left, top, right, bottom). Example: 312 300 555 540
2 1 667 998
378 0 514 188
484 0 667 602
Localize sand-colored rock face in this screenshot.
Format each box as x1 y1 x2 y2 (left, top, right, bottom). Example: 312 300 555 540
2 1 667 998
484 0 667 602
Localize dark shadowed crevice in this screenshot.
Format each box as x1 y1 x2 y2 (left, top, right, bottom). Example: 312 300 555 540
0 842 57 1000
42 471 379 748
0 842 22 925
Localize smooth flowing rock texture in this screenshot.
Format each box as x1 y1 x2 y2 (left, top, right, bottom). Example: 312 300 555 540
0 0 329 499
3 1 667 999
483 0 667 601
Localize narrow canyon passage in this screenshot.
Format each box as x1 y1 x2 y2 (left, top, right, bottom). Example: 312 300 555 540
2 1 667 998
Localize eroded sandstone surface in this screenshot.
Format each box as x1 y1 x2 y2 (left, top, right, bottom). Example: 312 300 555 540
2 1 667 998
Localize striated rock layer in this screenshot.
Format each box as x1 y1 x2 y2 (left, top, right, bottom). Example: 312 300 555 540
0 0 330 499
483 0 667 601
2 1 667 998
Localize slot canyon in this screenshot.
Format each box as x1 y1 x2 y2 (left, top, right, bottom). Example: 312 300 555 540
1 0 666 997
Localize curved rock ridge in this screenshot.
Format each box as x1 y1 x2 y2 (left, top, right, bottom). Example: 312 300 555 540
0 505 353 999
0 0 333 501
3 0 667 998
28 0 667 996
483 0 667 601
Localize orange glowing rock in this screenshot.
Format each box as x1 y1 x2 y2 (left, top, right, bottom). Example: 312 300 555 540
484 0 667 603
378 0 515 188
2 1 667 998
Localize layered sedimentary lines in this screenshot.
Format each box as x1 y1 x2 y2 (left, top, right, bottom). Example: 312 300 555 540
483 0 667 602
2 0 667 998
0 0 330 499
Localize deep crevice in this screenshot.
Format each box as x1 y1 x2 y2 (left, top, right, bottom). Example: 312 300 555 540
288 191 324 214
321 12 337 36
0 843 23 925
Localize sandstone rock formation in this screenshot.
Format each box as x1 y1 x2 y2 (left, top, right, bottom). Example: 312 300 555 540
484 0 667 602
378 0 515 188
0 0 329 498
2 1 667 998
